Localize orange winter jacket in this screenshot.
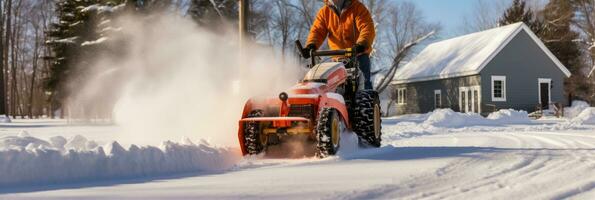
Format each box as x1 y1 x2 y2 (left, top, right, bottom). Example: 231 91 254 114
306 0 375 54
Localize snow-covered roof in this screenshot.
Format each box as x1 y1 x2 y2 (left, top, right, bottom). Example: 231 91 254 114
392 22 571 84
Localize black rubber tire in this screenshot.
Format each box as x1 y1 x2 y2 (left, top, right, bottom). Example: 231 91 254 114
316 108 341 158
353 90 382 147
244 110 264 155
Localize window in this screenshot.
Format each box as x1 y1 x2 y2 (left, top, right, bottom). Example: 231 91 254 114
491 76 506 102
397 88 407 105
434 90 442 109
461 91 466 112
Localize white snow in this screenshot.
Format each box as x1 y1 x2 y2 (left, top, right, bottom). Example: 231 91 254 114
0 134 240 187
572 107 595 125
487 109 532 124
393 23 523 83
423 109 491 128
0 106 594 199
81 37 108 46
81 5 115 13
565 101 591 118
421 108 531 128
47 37 78 44
0 115 10 123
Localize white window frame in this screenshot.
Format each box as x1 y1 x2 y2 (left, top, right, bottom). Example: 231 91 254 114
538 78 552 106
397 88 407 105
434 90 442 109
491 76 507 102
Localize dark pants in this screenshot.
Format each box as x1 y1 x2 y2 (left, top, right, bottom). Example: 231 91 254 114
358 54 373 90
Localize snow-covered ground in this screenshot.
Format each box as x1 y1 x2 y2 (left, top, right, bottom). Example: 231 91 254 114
1 108 595 199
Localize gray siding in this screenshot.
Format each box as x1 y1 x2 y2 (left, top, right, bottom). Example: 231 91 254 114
480 31 567 113
394 75 481 115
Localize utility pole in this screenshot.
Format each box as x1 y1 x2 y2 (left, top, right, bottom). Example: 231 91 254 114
234 0 249 95
239 0 249 52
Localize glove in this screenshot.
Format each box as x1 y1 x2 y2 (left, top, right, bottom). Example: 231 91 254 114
302 44 316 59
354 43 367 54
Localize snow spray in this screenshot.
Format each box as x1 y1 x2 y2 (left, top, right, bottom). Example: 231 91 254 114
68 13 303 146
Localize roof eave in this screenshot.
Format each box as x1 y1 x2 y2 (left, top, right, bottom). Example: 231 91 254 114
391 71 480 85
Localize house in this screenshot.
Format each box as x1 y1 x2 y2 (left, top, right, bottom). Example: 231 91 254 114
391 22 571 115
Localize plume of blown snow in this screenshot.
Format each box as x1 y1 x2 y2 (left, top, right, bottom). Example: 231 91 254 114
67 13 303 146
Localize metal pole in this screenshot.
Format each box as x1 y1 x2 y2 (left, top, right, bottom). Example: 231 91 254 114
235 0 249 96
239 0 249 50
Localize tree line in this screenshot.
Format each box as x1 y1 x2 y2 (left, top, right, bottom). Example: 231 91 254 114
0 0 439 119
2 0 592 119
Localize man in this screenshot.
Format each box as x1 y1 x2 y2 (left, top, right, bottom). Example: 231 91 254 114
304 0 376 90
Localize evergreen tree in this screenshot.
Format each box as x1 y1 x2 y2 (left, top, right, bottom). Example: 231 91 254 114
499 0 543 35
45 0 128 116
541 0 589 101
45 0 94 116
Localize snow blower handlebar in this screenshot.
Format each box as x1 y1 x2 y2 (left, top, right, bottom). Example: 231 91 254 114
295 40 356 67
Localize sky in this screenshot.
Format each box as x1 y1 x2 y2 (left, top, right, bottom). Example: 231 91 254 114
395 0 513 38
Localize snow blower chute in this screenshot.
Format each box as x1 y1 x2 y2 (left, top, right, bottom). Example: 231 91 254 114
238 40 382 158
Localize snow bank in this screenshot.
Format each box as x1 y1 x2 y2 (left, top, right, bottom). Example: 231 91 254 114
0 135 241 187
422 109 531 128
565 101 591 118
487 109 532 124
571 108 595 125
0 115 11 123
423 109 491 128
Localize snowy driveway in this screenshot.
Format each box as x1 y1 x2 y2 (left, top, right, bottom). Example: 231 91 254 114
1 121 594 199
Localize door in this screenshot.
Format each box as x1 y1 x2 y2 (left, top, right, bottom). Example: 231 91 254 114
473 90 479 113
460 86 481 113
460 90 466 112
540 83 549 109
467 90 472 112
538 78 551 109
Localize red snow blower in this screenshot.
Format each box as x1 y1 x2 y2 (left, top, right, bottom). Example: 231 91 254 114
238 40 382 158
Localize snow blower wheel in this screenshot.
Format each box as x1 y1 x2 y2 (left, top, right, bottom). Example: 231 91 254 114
244 110 266 155
353 90 382 147
316 108 341 158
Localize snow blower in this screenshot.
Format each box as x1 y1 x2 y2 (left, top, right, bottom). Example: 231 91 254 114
238 40 382 158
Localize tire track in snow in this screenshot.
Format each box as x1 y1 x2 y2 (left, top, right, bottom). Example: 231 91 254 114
361 131 595 200
407 134 544 199
327 133 543 200
444 132 595 199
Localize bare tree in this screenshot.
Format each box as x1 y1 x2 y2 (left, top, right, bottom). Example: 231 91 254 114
573 0 595 101
273 0 296 61
460 0 509 33
0 0 54 119
374 2 440 93
574 0 595 78
0 0 6 116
